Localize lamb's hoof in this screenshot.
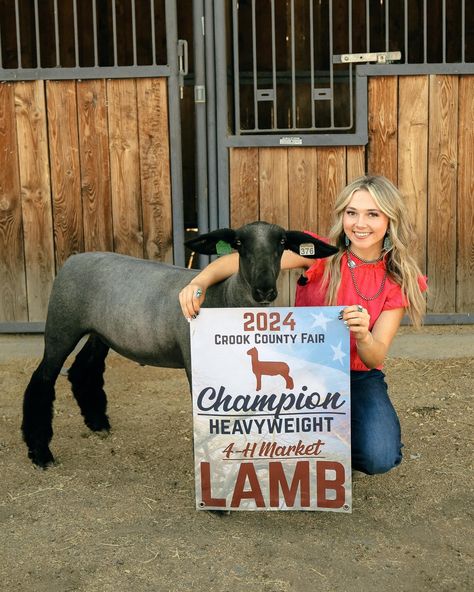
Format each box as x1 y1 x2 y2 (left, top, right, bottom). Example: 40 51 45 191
85 415 111 433
28 447 55 469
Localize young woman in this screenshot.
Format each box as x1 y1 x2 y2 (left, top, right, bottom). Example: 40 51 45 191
179 175 427 475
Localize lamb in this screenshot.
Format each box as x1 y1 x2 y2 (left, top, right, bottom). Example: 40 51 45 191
21 221 337 468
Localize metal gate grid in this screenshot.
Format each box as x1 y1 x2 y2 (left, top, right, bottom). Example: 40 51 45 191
0 0 170 80
226 0 474 146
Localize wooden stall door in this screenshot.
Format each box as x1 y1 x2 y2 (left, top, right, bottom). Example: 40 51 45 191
0 78 173 324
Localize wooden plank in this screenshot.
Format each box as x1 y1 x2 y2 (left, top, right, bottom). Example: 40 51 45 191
137 78 173 263
0 82 27 321
76 79 114 253
259 148 290 306
288 148 318 231
107 79 143 258
367 77 398 184
457 76 474 312
229 148 259 227
15 81 55 321
398 76 429 273
427 75 458 313
46 80 84 268
346 146 366 183
259 148 289 225
288 147 318 305
316 147 346 237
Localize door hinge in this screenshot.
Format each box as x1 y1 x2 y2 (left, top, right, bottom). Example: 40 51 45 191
333 51 401 65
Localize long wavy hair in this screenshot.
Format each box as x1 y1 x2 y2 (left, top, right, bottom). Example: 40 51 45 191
322 175 426 327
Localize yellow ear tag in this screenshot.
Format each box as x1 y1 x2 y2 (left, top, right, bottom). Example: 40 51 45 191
299 242 316 256
216 240 233 256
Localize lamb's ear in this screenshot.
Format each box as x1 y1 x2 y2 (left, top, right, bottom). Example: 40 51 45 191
185 228 237 255
285 231 339 259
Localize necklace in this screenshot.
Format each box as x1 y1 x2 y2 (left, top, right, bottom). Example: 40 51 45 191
346 250 388 301
346 248 384 269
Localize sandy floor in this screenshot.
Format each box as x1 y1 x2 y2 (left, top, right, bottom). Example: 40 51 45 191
0 327 473 591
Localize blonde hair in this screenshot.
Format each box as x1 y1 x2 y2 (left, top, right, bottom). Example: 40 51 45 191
323 175 426 328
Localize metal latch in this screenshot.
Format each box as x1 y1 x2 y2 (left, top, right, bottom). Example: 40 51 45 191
333 51 401 64
177 39 189 99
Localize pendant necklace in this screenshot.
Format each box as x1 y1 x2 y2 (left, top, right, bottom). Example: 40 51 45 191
346 248 384 268
346 249 387 301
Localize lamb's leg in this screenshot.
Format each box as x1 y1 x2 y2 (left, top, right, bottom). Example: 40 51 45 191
22 333 82 468
68 334 110 433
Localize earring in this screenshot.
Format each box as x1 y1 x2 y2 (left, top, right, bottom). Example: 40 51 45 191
383 233 392 251
344 234 350 247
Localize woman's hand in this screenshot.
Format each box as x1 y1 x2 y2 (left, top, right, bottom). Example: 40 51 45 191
179 283 206 321
340 304 371 344
340 306 404 369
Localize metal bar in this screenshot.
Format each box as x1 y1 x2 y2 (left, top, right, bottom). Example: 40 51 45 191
358 62 474 75
150 0 157 65
329 0 334 127
252 0 258 130
291 0 296 128
92 0 98 67
194 0 210 267
131 0 137 66
193 0 209 252
232 0 241 134
112 0 118 66
182 131 369 147
214 0 230 227
366 0 370 53
442 0 446 64
165 0 185 266
33 0 41 67
72 0 79 67
14 0 21 69
404 0 408 63
310 0 315 128
462 0 465 63
354 69 367 142
2 60 473 84
54 0 61 66
0 65 171 81
423 0 427 64
205 0 218 231
271 0 277 129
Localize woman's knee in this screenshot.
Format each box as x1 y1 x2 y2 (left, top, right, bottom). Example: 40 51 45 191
353 442 402 475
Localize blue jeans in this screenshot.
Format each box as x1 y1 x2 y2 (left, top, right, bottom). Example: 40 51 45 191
350 370 403 475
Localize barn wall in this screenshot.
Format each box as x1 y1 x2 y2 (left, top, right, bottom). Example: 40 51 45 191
230 75 474 315
0 78 173 323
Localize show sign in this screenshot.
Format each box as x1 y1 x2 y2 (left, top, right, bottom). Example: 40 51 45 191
190 307 351 512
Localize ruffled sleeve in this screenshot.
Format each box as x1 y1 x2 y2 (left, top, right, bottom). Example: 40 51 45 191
383 283 407 310
383 275 428 310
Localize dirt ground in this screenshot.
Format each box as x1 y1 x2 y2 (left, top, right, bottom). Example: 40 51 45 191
0 327 473 592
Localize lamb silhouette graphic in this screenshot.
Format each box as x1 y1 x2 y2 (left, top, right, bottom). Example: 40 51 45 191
246 347 294 391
